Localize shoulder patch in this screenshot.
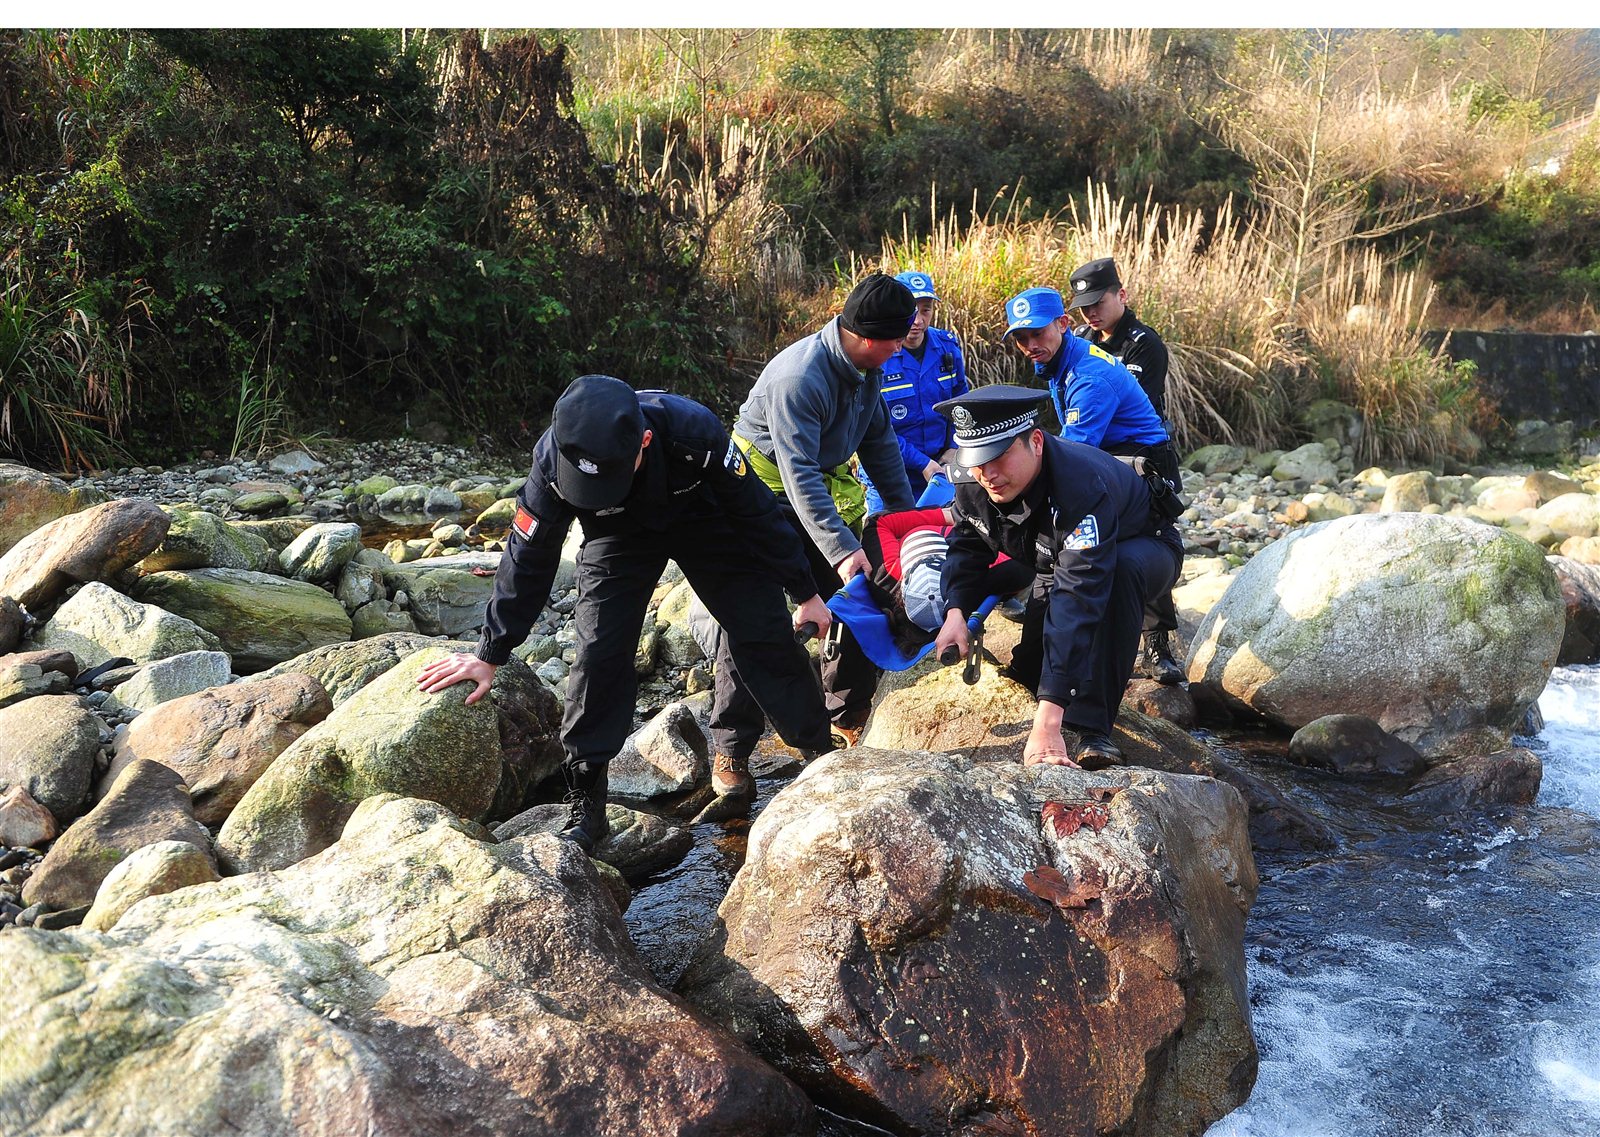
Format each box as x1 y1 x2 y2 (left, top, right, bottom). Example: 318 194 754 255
1088 344 1117 366
1126 363 1143 374
1064 514 1101 550
512 504 538 541
1065 408 1081 426
724 440 747 477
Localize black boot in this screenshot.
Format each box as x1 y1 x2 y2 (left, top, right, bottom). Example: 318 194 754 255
1139 630 1184 686
1073 731 1124 770
558 762 611 856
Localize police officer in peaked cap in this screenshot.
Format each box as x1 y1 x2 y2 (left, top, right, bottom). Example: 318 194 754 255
418 375 834 854
931 385 1183 767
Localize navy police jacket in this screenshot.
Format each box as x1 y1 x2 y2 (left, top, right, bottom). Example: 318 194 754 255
1073 307 1169 420
1039 335 1167 450
474 392 815 665
879 327 968 480
941 435 1180 707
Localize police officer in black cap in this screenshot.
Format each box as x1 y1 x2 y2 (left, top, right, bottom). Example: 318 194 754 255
417 374 835 854
1067 256 1184 685
931 385 1183 767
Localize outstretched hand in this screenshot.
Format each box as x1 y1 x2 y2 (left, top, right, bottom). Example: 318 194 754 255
1022 702 1080 768
416 652 498 706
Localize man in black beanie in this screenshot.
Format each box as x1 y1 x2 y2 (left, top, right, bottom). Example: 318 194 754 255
727 272 919 751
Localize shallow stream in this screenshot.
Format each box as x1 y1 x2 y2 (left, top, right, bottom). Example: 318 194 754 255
623 666 1600 1136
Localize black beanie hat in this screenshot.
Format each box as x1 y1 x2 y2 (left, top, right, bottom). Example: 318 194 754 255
840 273 916 340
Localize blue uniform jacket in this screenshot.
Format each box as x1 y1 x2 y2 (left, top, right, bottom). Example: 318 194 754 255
940 435 1180 707
475 392 816 665
879 326 968 482
1039 335 1167 449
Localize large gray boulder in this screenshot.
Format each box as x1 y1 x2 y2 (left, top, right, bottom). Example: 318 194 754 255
216 648 504 873
255 631 444 704
103 650 234 712
105 673 332 827
0 795 813 1137
402 567 495 637
130 567 352 672
0 497 170 613
139 507 275 573
1271 442 1338 485
0 695 103 823
1188 513 1564 758
81 838 220 932
678 748 1257 1137
0 462 106 558
29 582 223 667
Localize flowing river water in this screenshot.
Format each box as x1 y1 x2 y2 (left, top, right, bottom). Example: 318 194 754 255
623 665 1600 1136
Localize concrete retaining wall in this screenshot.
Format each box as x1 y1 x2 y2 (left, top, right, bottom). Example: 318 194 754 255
1423 329 1600 427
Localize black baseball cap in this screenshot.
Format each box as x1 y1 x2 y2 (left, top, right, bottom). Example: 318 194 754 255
1067 257 1122 310
934 385 1049 466
551 375 645 511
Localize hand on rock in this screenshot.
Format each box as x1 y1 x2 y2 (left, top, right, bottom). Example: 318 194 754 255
416 652 497 705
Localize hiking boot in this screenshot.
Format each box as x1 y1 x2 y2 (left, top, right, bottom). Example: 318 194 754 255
1073 731 1124 770
557 765 611 855
1139 630 1184 686
710 752 755 800
830 723 863 750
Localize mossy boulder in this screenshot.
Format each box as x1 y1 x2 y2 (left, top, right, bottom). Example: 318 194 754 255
28 581 223 667
0 463 107 558
140 508 274 573
215 647 505 873
1188 513 1564 758
130 568 352 673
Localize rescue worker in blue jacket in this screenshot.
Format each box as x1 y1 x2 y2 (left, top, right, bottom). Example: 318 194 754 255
932 385 1183 768
1003 284 1186 686
1066 257 1183 683
860 270 969 513
417 375 834 854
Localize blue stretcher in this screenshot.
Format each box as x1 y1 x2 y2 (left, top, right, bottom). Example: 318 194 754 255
817 473 1003 684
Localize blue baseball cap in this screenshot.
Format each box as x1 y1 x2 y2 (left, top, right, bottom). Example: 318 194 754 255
894 271 939 301
1003 287 1066 337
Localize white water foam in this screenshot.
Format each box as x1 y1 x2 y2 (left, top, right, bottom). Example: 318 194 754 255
1535 664 1600 816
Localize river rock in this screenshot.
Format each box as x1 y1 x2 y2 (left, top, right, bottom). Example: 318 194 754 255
278 521 363 583
232 490 287 515
139 507 274 572
22 757 213 914
215 647 505 873
1403 748 1542 812
405 567 494 636
230 516 314 554
255 635 563 816
476 496 517 531
255 630 446 704
0 695 103 822
1188 514 1564 758
496 801 694 881
1380 470 1434 513
1525 471 1584 504
130 567 353 672
351 599 417 637
81 838 219 932
1550 555 1600 665
0 661 70 707
1185 444 1248 476
0 462 107 557
1302 490 1360 523
1533 493 1600 542
1511 419 1574 457
1272 442 1337 485
0 497 170 614
105 673 332 827
335 558 386 610
1287 714 1426 777
0 795 813 1137
103 649 233 712
1559 535 1600 565
266 448 324 475
27 580 223 667
609 701 709 799
0 594 27 653
1122 678 1197 728
0 785 58 847
677 748 1257 1137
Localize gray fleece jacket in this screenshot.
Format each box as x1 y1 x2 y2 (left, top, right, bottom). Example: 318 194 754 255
735 316 916 564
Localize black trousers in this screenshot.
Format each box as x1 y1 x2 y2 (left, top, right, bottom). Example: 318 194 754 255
562 522 832 771
717 499 882 736
1102 440 1182 634
1004 531 1183 736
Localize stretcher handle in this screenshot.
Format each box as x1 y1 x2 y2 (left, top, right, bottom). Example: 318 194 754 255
794 621 819 644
